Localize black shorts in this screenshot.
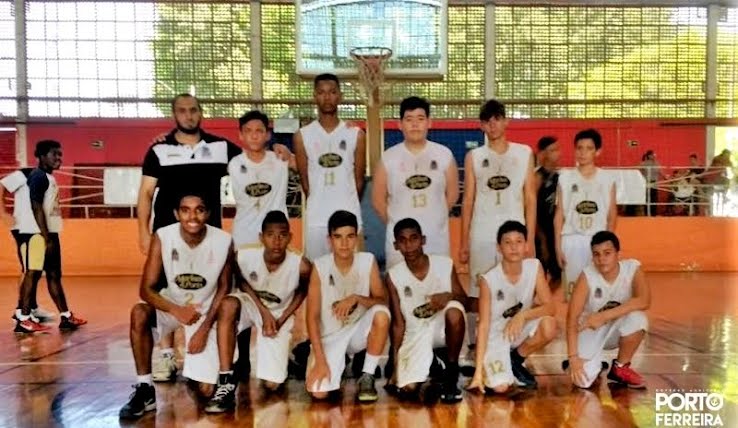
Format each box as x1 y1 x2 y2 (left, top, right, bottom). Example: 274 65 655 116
13 231 62 275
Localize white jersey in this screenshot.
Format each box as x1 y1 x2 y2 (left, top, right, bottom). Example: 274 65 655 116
236 247 302 318
158 224 232 310
301 120 362 228
559 168 615 236
481 258 541 333
0 170 33 232
383 141 455 245
388 255 453 332
228 151 289 247
314 252 375 336
582 259 640 316
470 142 531 226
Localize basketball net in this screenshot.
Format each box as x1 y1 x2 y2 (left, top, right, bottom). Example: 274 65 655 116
350 47 393 108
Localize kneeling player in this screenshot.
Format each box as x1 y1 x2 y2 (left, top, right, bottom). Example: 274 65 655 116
468 221 557 393
205 211 311 413
120 192 233 419
565 231 649 389
386 218 467 403
305 210 390 402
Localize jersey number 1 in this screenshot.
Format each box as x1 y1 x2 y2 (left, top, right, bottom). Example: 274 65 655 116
325 171 335 186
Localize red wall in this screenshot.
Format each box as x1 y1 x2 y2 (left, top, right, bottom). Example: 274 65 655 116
18 118 705 170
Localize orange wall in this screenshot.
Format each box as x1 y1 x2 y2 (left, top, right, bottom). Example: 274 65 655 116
0 217 736 276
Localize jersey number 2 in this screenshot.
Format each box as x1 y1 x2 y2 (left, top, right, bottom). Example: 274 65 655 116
325 171 335 186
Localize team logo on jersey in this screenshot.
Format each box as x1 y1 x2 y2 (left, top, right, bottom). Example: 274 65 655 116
255 290 282 308
572 184 579 193
598 300 621 312
405 174 432 190
201 147 211 158
249 271 258 282
413 302 437 319
502 302 523 319
171 249 179 262
496 290 505 301
318 153 343 168
404 286 412 298
240 164 247 173
430 160 438 170
339 140 346 151
594 287 602 299
329 274 335 286
482 158 489 168
245 182 272 198
174 273 207 290
487 175 511 191
575 200 598 214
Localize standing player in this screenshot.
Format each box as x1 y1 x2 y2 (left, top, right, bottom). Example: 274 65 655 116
119 192 233 419
294 74 366 261
565 231 649 389
458 99 536 371
554 129 617 298
467 221 557 392
460 99 536 295
205 211 311 413
305 210 390 402
534 136 562 286
228 110 294 249
386 218 467 403
13 140 86 333
372 96 459 268
1 167 55 325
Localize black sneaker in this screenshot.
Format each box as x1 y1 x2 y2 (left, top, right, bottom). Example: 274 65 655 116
419 380 441 404
356 372 378 402
510 349 537 389
204 382 236 413
440 364 462 403
119 383 156 419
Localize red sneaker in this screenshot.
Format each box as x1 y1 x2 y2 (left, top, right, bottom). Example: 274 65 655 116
14 319 52 334
607 360 646 389
59 313 88 330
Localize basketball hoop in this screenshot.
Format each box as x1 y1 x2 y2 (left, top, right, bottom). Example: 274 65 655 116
350 47 393 107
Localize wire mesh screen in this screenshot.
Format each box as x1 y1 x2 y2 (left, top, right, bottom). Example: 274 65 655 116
0 1 16 117
495 6 708 118
717 7 738 118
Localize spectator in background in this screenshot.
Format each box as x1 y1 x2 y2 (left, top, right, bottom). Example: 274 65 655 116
639 150 661 216
533 136 561 286
704 150 733 215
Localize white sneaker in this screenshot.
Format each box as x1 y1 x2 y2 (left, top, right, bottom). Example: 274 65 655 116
152 353 177 382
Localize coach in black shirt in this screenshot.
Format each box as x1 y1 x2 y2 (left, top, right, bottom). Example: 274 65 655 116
137 94 241 253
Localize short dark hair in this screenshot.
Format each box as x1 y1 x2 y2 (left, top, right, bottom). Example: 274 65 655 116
400 96 430 119
538 136 558 152
497 220 528 244
34 140 61 158
479 99 506 121
262 210 289 232
239 110 269 130
689 153 698 159
314 73 340 89
176 190 209 210
171 93 201 112
327 210 358 234
574 128 602 150
393 218 423 238
590 230 620 251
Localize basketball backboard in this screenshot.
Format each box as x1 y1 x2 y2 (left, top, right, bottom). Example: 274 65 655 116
296 0 447 79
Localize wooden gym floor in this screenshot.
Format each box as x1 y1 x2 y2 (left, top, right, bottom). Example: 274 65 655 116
0 272 736 427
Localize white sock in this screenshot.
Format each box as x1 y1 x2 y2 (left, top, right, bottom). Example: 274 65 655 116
160 348 175 358
60 311 72 318
15 309 22 318
17 312 31 322
137 374 153 385
362 353 380 375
